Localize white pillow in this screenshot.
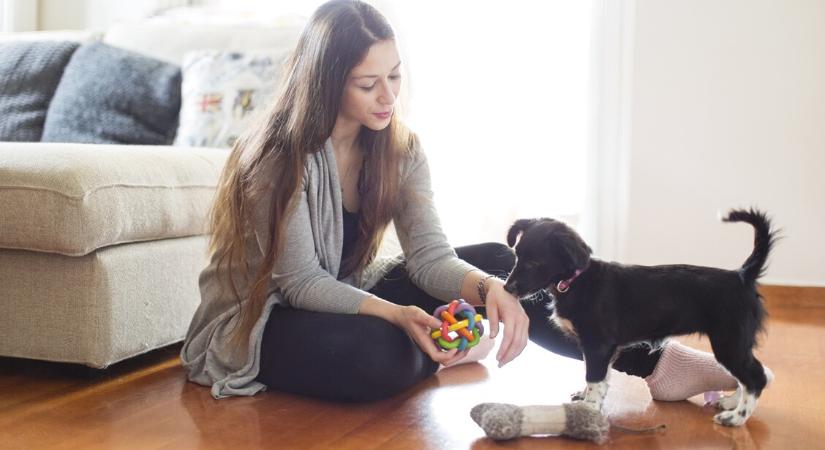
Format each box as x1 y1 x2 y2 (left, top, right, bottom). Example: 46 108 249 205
0 30 103 44
174 49 289 148
103 22 301 65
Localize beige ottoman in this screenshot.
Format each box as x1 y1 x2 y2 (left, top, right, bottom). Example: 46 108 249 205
0 142 228 368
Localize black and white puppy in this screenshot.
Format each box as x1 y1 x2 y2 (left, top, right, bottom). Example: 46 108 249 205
503 209 776 427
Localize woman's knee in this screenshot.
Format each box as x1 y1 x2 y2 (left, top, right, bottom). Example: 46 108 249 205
336 316 438 401
260 313 437 402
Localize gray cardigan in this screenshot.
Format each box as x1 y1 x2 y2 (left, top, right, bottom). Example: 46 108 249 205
180 138 477 398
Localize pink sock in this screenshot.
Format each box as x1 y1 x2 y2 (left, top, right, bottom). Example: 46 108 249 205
644 341 773 401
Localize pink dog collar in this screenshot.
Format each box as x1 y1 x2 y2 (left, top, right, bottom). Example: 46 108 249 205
555 263 590 293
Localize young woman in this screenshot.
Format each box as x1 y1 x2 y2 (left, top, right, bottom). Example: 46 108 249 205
181 0 749 402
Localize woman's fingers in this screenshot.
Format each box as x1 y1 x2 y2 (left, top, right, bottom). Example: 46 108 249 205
421 335 457 363
491 299 530 367
440 349 469 367
411 310 473 365
486 304 500 339
498 316 528 367
496 320 515 367
405 312 457 364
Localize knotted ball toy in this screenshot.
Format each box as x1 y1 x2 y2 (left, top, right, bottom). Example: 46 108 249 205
430 299 484 351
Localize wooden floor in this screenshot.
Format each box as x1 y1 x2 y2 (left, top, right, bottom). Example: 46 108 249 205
2 302 824 449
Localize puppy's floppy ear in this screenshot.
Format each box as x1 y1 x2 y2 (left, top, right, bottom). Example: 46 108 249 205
507 219 536 247
557 227 593 270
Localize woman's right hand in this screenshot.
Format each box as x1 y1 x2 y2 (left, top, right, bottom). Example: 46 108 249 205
390 304 469 366
359 295 466 366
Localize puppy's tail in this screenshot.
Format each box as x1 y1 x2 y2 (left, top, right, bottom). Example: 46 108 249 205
722 208 778 284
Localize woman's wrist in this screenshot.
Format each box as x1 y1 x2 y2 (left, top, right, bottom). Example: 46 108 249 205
358 295 401 324
477 274 497 305
487 277 521 307
460 269 499 306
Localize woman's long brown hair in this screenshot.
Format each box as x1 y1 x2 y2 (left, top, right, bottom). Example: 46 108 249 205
208 0 415 346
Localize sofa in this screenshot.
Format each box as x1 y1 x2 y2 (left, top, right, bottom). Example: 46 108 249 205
0 12 302 368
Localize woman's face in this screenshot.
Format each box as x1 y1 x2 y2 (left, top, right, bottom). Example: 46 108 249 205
339 40 402 131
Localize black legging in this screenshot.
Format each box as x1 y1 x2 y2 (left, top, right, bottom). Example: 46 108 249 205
257 242 661 402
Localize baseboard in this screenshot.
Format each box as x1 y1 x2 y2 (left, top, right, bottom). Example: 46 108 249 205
760 284 825 308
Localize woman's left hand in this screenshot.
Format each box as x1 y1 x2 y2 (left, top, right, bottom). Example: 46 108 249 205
484 278 529 367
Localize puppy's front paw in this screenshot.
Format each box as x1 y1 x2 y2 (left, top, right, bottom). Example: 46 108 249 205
713 410 747 427
713 393 740 411
570 390 585 401
710 387 742 411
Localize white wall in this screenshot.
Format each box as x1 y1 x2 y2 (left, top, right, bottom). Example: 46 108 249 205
622 0 825 286
37 0 187 30
36 0 326 30
2 0 38 31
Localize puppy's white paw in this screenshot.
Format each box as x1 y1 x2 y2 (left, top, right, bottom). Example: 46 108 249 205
712 390 758 427
582 381 608 412
714 410 747 427
713 391 741 411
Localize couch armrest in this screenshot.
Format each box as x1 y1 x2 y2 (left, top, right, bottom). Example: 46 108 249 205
0 142 229 256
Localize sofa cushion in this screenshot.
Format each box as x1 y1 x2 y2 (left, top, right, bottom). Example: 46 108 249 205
174 49 289 148
41 42 181 145
0 40 80 142
0 142 228 256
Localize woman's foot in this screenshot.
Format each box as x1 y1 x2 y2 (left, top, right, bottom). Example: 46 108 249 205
644 340 774 401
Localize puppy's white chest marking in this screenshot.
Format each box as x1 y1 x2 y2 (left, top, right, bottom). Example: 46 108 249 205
550 311 578 338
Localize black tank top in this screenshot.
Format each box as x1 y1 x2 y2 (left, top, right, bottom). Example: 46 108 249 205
341 208 359 267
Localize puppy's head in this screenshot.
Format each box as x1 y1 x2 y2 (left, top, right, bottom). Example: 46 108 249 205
503 218 592 298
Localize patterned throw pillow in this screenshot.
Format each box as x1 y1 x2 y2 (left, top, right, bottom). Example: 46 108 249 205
174 50 289 148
